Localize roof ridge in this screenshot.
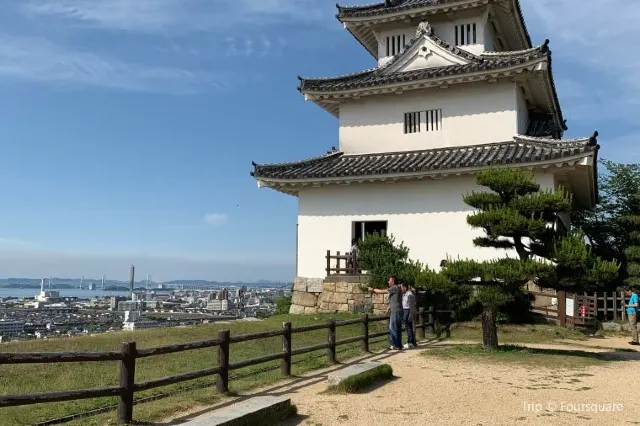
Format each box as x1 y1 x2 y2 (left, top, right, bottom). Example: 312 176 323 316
481 39 549 57
252 150 343 170
297 67 377 84
514 132 598 145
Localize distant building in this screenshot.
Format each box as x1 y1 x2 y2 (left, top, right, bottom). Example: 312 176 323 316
122 311 160 331
118 301 141 311
217 288 229 300
206 299 234 312
0 320 24 335
36 279 60 302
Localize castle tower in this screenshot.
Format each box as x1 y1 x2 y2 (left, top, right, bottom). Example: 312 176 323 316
251 0 599 282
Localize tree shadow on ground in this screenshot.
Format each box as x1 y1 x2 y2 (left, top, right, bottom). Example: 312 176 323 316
162 350 399 425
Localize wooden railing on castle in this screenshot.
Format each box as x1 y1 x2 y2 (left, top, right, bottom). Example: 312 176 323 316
0 308 446 424
326 250 362 276
530 290 633 326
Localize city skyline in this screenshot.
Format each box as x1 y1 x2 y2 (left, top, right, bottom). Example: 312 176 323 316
0 0 637 280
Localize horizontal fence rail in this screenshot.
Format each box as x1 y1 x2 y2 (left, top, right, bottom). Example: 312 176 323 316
0 307 449 424
529 290 633 326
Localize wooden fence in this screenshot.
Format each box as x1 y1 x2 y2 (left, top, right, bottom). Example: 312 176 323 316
530 290 632 326
326 250 362 276
0 310 441 424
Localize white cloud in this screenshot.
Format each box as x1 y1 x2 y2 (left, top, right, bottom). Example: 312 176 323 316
22 0 333 34
203 213 228 226
3 0 333 91
0 33 229 93
522 0 640 121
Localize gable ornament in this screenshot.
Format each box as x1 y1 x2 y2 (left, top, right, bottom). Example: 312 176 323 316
416 21 433 37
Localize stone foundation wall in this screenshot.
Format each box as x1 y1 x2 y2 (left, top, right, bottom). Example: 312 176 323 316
290 276 389 315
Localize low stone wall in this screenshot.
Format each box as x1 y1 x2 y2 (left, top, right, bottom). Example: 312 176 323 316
290 275 389 315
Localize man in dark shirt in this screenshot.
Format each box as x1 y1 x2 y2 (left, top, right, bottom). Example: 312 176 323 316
368 276 403 350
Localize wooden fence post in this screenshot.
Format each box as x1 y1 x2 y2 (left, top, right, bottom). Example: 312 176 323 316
361 314 369 352
557 290 566 327
217 330 230 392
117 341 136 424
327 320 336 363
282 322 292 376
326 250 331 276
428 306 435 334
416 307 425 339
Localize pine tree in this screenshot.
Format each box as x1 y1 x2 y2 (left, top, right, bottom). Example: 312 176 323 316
621 193 640 290
443 168 618 350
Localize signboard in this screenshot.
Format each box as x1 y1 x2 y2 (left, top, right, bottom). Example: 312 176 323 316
566 298 575 317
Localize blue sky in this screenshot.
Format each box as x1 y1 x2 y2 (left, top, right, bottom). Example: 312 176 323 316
0 0 637 282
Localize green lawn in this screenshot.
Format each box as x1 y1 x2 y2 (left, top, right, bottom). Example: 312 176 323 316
0 313 389 426
432 321 589 344
422 344 618 369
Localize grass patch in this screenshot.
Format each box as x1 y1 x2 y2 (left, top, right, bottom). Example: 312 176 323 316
0 313 389 425
435 322 588 344
325 363 393 394
422 344 618 368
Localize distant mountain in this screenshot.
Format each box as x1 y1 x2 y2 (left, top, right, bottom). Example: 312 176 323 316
0 277 290 288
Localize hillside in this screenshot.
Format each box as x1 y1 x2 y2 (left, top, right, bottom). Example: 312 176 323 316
0 313 388 425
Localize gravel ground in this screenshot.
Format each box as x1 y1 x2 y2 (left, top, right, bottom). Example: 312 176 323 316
277 338 639 426
168 336 639 426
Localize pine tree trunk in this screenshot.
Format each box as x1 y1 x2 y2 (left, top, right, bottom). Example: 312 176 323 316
481 308 499 350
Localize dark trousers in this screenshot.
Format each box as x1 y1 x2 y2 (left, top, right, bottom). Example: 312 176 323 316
388 310 403 349
403 309 416 345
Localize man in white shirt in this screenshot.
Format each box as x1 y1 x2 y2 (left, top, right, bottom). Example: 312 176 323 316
400 282 417 348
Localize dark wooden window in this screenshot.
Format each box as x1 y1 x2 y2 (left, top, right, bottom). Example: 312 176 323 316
404 109 442 133
425 109 442 131
386 34 406 56
404 111 421 134
353 221 388 242
455 23 477 46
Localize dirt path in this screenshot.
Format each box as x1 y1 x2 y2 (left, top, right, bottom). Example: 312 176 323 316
277 339 639 426
168 336 640 425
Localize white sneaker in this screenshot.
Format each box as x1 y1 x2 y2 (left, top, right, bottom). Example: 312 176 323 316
403 343 415 349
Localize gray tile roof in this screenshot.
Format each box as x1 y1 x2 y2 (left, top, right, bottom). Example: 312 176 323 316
298 30 567 131
336 0 532 48
251 134 599 181
298 38 548 93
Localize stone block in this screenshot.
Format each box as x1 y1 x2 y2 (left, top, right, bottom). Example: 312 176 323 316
327 362 385 386
333 292 349 304
326 302 341 311
304 306 317 314
373 303 387 311
291 291 318 308
323 282 336 293
337 303 350 312
293 278 308 292
350 293 366 303
289 304 305 314
348 283 367 294
307 278 324 293
372 293 386 304
335 283 349 293
620 322 640 331
601 322 622 332
181 395 293 426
